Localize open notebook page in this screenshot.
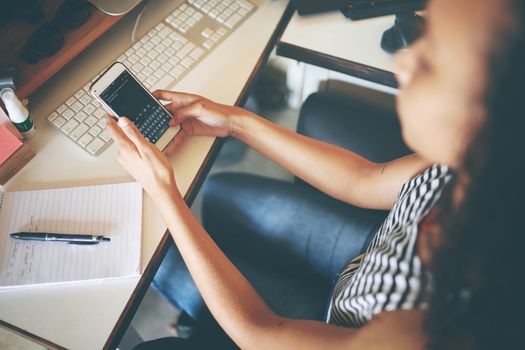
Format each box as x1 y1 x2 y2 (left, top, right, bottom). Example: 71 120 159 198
0 182 142 289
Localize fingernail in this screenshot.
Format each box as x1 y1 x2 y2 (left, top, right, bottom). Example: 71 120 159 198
118 117 129 127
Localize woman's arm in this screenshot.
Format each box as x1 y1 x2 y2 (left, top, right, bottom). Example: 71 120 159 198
154 90 430 210
234 112 429 210
106 117 426 350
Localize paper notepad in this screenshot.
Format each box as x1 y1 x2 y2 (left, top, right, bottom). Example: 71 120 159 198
0 182 142 289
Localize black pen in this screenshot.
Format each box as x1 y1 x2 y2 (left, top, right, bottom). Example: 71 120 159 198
10 232 110 245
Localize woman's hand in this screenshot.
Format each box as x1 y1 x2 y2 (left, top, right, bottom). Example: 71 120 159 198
106 116 179 200
152 90 245 154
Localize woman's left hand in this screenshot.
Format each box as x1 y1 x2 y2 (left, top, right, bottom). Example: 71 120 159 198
106 116 179 199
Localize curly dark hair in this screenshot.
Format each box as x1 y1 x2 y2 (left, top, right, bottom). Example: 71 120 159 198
425 1 525 349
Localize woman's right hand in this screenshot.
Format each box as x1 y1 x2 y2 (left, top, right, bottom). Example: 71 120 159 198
152 90 245 154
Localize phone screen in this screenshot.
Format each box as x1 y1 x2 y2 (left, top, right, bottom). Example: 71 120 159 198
100 70 159 126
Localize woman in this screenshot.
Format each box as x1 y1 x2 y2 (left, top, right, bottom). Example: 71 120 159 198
107 0 524 348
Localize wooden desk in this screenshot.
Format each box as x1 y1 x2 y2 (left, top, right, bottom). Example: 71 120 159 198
277 11 398 92
0 0 292 348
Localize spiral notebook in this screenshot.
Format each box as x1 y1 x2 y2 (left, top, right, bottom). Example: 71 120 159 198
0 182 142 290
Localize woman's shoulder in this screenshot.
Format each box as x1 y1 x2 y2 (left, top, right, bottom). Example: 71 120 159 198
397 164 453 200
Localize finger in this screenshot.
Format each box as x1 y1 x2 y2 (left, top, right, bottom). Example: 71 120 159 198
172 101 206 123
106 116 138 154
152 90 202 106
117 117 152 158
164 128 188 155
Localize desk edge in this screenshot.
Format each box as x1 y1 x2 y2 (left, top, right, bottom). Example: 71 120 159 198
276 41 398 88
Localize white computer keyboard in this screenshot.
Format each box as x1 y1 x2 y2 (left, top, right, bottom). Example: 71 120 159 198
46 0 256 156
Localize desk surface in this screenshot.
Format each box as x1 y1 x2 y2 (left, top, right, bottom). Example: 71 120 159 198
277 11 398 91
0 0 290 348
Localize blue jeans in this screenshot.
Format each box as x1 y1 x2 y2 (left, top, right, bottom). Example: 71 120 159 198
152 172 387 321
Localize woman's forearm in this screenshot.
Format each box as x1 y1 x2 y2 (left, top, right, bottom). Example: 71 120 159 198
232 111 386 208
158 190 282 348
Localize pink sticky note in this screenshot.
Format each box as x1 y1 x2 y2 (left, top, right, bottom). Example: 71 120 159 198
0 125 23 165
0 106 22 140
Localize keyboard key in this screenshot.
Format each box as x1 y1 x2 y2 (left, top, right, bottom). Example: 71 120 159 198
158 53 168 63
75 90 85 99
62 109 75 120
94 109 106 119
97 118 107 128
164 47 176 57
179 12 189 21
237 0 254 10
190 47 205 60
52 116 67 128
173 41 184 51
151 61 161 70
171 64 186 78
168 56 180 65
162 62 174 72
75 111 88 122
70 123 89 140
89 125 102 136
202 28 213 38
99 130 112 142
193 12 204 21
217 27 227 36
147 50 159 60
47 112 59 122
154 69 165 78
66 97 76 106
238 7 249 16
203 39 214 49
151 36 162 45
211 33 221 42
62 119 79 135
57 104 67 113
85 116 98 126
78 133 94 147
217 14 228 23
179 24 191 33
169 31 187 44
176 42 195 58
186 18 197 27
209 9 220 18
71 101 84 112
225 13 242 28
146 76 159 86
84 104 96 115
86 138 106 155
80 94 92 105
181 56 194 68
143 42 154 51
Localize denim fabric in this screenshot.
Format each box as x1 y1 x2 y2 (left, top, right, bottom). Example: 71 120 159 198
152 173 386 322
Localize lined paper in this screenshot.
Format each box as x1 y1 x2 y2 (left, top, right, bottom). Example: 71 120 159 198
0 182 142 289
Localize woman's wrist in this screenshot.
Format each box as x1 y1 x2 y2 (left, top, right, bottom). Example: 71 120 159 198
230 108 258 140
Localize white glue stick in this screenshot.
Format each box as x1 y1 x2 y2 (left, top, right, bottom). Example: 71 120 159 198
0 88 36 139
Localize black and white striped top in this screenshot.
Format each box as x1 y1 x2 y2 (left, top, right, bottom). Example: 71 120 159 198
328 165 453 327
